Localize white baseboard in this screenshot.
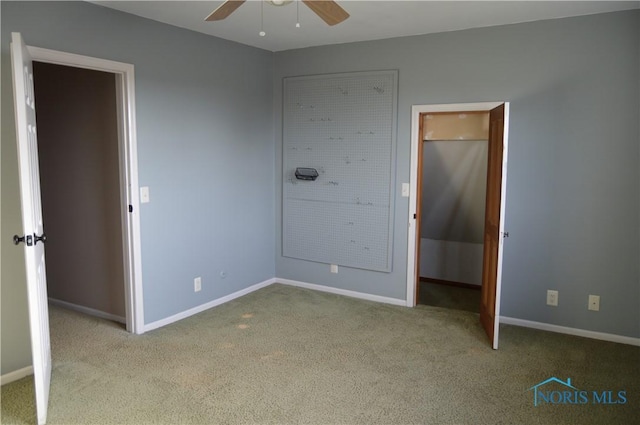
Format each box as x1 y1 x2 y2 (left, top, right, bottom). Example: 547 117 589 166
144 278 277 332
1 366 33 386
49 298 126 324
500 316 640 347
277 278 407 306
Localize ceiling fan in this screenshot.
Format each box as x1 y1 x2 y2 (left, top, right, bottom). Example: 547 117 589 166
206 0 350 26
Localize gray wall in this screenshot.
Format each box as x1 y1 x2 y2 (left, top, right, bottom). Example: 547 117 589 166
275 11 640 338
33 62 125 318
1 1 275 375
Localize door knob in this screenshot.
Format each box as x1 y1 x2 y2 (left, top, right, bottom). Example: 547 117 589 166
13 234 33 246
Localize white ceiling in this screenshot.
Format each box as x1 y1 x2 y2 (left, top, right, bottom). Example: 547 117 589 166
91 1 640 52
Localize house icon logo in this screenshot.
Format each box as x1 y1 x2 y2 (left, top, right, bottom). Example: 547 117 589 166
528 377 578 406
527 377 627 406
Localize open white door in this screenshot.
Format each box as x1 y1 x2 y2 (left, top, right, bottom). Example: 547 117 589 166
11 32 52 425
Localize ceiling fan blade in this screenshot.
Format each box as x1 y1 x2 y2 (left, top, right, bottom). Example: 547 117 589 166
302 0 350 26
205 0 246 22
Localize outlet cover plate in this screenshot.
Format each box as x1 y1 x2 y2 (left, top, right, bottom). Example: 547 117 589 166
588 295 600 311
547 290 558 306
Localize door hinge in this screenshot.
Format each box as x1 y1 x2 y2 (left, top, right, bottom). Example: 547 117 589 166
128 204 133 213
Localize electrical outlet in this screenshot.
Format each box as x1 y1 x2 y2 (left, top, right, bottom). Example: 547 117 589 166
546 290 558 307
588 295 600 311
330 264 338 274
194 277 202 292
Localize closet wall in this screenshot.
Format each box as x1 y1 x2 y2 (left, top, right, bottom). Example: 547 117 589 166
419 112 489 286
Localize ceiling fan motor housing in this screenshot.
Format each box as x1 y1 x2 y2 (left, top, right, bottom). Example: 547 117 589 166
268 0 294 6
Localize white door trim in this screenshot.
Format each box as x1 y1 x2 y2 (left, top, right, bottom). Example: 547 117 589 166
406 102 505 307
28 46 145 334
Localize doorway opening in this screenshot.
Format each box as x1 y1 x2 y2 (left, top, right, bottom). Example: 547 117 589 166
33 62 127 325
27 45 144 334
407 102 509 349
416 111 488 313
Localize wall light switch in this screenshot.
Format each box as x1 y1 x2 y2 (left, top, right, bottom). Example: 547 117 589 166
140 186 150 203
401 183 410 198
330 264 338 274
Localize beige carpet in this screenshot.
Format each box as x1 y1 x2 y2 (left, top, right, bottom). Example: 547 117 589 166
418 281 481 313
2 283 639 424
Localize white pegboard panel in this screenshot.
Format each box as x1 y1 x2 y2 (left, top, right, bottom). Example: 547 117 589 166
282 71 398 272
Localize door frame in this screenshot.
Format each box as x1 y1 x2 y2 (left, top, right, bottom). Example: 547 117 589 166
406 101 508 308
28 45 145 334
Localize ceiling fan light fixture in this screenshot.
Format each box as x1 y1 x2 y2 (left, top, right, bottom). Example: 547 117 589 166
268 0 293 6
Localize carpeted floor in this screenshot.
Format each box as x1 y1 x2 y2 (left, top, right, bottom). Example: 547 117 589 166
418 280 481 313
2 283 639 424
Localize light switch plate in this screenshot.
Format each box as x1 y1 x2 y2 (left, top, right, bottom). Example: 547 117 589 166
140 186 150 203
401 183 410 197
